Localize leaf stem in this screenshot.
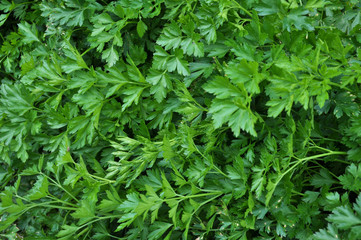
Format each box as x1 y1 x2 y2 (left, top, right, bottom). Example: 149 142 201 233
107 234 124 240
22 201 75 214
81 46 95 57
266 151 347 205
294 151 347 163
328 81 352 92
230 0 253 17
40 173 79 203
88 173 116 183
308 145 333 153
291 190 304 196
164 191 223 202
36 204 78 210
194 145 229 178
79 215 124 229
47 194 78 207
310 161 339 179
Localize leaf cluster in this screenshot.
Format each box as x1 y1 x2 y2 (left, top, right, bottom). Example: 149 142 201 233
1 0 361 239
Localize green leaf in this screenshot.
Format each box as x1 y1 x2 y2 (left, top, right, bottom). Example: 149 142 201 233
266 98 292 118
153 47 190 76
25 175 49 200
0 13 9 27
255 0 282 16
56 224 79 239
162 135 175 160
38 154 44 172
137 19 148 38
18 22 40 43
71 199 95 218
225 59 263 94
314 224 340 240
146 69 172 102
339 163 361 192
0 83 34 115
2 1 361 239
311 169 337 188
40 0 90 27
327 205 361 229
207 98 257 137
282 8 315 31
116 213 137 231
302 191 320 203
102 46 119 67
153 46 170 70
203 76 243 99
156 21 183 50
198 18 217 44
167 49 190 76
305 0 331 9
118 192 141 213
148 222 173 240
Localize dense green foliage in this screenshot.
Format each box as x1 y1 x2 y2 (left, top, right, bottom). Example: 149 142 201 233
1 0 361 239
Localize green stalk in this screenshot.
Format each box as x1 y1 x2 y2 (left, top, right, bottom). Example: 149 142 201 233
311 161 339 179
19 201 74 216
79 215 124 229
194 144 229 179
47 194 79 207
40 173 79 203
308 145 333 153
88 173 116 183
78 227 90 239
107 234 124 240
164 191 223 202
36 205 77 210
266 151 347 206
230 0 253 17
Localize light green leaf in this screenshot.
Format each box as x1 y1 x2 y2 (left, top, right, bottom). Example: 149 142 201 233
18 22 40 43
102 46 119 67
71 199 95 218
25 175 49 200
327 205 361 229
148 222 173 240
137 20 148 38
